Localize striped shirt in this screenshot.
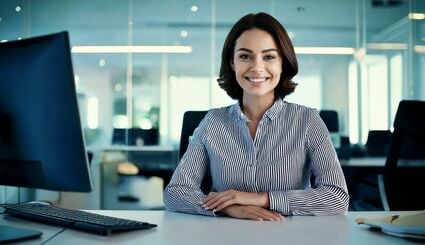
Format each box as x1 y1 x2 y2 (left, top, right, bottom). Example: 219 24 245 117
164 99 349 216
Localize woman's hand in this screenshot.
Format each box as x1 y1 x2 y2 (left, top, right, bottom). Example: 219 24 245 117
201 190 269 212
221 205 283 221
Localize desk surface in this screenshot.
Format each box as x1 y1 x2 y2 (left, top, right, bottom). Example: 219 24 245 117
1 211 423 245
340 157 386 167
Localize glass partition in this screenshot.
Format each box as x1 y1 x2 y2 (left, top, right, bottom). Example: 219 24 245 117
0 0 423 149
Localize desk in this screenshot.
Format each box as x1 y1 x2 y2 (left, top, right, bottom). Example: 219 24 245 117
339 157 386 210
340 157 386 167
1 211 423 244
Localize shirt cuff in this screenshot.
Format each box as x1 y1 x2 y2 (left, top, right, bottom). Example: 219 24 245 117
268 191 291 215
196 204 219 216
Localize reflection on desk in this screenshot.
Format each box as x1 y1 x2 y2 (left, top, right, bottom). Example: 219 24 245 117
1 211 423 245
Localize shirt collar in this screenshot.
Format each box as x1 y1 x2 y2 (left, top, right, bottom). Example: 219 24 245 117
231 99 285 122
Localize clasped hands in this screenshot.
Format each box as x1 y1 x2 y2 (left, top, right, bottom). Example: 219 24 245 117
201 190 283 221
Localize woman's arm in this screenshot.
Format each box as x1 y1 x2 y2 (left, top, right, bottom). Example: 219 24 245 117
269 109 349 215
163 116 215 216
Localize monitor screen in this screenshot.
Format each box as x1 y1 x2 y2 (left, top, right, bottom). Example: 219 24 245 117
0 32 93 192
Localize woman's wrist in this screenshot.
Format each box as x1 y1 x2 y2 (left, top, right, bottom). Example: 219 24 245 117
258 192 270 208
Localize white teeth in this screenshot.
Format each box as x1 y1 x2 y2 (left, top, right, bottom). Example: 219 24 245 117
247 77 267 83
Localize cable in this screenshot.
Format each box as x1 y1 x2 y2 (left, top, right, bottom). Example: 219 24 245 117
40 227 67 245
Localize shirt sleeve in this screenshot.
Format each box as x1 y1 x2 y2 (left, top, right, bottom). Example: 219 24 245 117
163 113 216 216
268 109 349 216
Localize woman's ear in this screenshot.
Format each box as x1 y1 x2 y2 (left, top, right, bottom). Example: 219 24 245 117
230 59 235 71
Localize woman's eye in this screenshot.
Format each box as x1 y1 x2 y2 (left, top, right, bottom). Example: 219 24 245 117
264 55 275 60
239 54 250 60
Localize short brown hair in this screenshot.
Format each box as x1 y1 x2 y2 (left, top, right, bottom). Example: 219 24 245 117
217 12 298 100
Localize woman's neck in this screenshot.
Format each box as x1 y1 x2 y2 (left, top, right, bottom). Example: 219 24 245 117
241 95 275 123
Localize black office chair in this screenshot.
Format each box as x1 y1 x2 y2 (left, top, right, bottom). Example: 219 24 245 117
177 110 211 195
378 100 425 211
319 110 339 133
365 130 392 156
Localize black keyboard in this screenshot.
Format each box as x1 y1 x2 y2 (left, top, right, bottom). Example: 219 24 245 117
1 203 157 235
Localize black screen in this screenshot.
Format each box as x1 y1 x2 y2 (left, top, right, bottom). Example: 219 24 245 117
0 32 92 192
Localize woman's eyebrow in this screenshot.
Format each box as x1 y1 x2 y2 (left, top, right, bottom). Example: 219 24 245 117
236 48 278 53
262 48 278 53
236 48 253 53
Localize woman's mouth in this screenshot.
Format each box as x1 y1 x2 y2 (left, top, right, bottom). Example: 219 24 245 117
246 77 269 83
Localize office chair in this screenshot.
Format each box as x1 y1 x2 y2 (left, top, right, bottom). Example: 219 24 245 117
319 110 341 148
319 110 339 132
365 130 392 156
378 100 425 211
177 110 211 195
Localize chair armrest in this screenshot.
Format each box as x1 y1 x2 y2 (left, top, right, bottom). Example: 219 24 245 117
377 174 390 211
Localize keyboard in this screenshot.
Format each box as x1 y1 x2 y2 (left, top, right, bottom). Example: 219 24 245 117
1 203 157 235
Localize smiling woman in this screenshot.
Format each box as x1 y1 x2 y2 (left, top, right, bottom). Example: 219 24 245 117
163 12 350 221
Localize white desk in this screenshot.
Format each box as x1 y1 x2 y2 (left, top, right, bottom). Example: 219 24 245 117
340 157 386 167
1 211 423 245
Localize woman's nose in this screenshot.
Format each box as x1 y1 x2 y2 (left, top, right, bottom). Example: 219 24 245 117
250 57 264 71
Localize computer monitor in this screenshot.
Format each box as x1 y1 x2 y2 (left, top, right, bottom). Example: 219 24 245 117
0 32 93 192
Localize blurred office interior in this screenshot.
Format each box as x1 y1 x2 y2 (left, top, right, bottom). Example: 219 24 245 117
0 0 424 211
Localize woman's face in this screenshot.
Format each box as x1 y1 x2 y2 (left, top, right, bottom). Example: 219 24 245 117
232 28 282 101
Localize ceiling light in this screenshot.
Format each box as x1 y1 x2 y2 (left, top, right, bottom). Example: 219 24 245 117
408 13 425 20
180 30 188 38
72 45 192 53
294 47 354 55
191 5 198 12
415 45 425 53
367 43 407 50
15 6 21 12
98 59 106 66
114 83 122 92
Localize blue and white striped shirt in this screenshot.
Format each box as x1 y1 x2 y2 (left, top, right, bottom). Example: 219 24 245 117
164 99 349 216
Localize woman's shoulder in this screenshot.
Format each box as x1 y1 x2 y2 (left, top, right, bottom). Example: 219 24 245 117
205 104 237 119
283 101 319 116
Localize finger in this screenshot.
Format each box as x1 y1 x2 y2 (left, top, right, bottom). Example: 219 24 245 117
203 190 235 207
201 193 220 204
204 195 233 210
202 190 232 204
253 207 283 221
258 209 282 221
213 200 236 212
244 210 265 221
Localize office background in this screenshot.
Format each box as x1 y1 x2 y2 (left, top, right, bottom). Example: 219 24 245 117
0 0 424 209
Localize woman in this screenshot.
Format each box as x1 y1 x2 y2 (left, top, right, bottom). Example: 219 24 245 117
164 12 349 221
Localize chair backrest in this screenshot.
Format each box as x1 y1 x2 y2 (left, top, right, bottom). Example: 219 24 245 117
365 130 392 156
179 111 211 194
384 100 425 211
319 110 339 132
179 111 208 159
